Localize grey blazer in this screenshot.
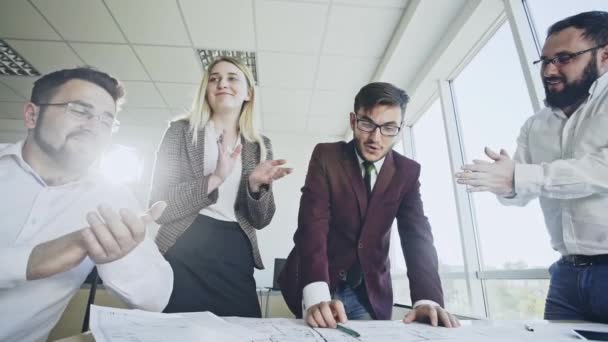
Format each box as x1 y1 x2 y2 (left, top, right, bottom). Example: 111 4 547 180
150 120 275 269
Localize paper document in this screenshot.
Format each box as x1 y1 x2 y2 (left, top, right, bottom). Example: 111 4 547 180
89 305 258 342
225 318 608 342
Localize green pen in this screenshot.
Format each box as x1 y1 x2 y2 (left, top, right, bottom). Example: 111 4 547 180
336 323 361 338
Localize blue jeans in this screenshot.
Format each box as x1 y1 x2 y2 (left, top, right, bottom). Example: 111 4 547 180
332 283 374 320
544 258 608 323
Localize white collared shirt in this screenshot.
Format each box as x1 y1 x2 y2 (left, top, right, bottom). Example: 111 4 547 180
303 148 437 315
0 141 173 342
200 121 242 222
499 72 608 256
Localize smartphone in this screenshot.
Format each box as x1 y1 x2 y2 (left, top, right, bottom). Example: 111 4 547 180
573 329 608 341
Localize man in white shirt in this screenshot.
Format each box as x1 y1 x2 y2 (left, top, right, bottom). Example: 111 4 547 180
455 11 608 323
0 67 173 341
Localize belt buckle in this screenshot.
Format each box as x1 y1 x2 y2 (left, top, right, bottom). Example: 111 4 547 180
572 255 592 267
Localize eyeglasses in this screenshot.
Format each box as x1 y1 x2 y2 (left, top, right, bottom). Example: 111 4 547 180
354 114 402 137
35 101 120 132
533 43 607 67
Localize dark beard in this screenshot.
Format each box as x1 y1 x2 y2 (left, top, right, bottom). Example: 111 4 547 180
33 112 68 165
33 113 94 172
544 55 599 109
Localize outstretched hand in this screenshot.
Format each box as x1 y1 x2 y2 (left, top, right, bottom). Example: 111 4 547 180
248 159 293 193
455 147 515 196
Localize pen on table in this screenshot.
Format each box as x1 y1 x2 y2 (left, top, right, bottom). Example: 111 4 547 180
524 324 534 332
337 323 361 338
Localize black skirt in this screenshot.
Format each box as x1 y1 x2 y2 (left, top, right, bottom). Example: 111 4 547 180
163 214 261 317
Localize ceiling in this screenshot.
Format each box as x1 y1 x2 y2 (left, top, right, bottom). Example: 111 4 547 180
0 0 501 144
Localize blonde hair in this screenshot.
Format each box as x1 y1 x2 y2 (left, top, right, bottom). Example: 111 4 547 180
183 56 267 161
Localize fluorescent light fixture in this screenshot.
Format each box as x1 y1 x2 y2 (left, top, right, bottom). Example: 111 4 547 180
0 40 40 76
197 49 257 83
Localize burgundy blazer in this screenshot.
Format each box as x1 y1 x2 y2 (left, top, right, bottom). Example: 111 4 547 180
278 140 444 320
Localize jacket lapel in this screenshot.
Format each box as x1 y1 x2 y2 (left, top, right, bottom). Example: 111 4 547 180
240 136 257 175
342 141 368 220
370 150 395 204
186 126 206 179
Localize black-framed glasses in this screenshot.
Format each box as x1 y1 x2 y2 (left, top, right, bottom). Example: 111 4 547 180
533 43 607 67
354 114 402 137
35 101 120 132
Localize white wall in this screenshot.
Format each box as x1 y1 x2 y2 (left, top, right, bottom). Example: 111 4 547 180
253 132 343 287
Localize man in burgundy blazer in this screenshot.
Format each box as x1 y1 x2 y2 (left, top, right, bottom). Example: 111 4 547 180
279 82 459 328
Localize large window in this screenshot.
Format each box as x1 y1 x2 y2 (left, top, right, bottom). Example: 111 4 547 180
451 22 558 319
526 0 608 49
412 100 471 315
389 0 608 319
452 22 559 272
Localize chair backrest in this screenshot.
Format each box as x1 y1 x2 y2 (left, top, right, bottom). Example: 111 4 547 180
82 267 100 332
272 258 287 290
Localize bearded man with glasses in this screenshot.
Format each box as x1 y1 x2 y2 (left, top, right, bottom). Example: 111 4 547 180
0 67 173 341
456 11 608 323
279 82 459 329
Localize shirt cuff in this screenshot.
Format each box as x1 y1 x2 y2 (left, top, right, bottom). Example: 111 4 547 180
96 238 173 312
413 299 441 309
302 281 331 317
0 245 34 288
514 163 543 196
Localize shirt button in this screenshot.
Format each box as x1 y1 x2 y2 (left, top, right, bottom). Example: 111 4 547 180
358 242 363 249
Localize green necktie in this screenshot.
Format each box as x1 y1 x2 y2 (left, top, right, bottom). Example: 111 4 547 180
363 161 375 197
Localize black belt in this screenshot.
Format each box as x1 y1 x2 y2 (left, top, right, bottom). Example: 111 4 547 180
561 254 608 266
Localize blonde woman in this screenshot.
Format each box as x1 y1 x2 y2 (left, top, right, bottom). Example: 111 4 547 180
150 56 291 317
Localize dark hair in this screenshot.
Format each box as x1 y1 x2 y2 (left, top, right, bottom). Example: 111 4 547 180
354 82 409 117
547 11 608 46
31 66 125 107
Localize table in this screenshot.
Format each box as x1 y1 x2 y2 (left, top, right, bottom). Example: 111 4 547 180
55 319 604 342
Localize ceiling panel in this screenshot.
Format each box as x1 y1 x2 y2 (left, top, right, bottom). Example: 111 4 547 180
256 0 328 54
71 43 150 81
309 90 353 116
118 107 173 126
333 0 408 7
0 82 24 101
134 46 201 83
105 0 190 46
0 76 37 99
0 76 38 100
315 56 378 91
307 115 348 136
156 83 198 109
180 0 255 50
257 52 317 88
32 0 125 43
0 102 26 120
323 5 402 58
120 81 165 108
263 112 307 133
5 40 82 74
0 0 60 40
259 87 312 114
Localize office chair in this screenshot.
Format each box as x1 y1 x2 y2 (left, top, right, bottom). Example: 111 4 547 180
81 267 100 332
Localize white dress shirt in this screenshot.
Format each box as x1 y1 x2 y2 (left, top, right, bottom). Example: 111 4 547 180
199 121 242 222
303 148 437 315
499 72 608 256
0 142 173 342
